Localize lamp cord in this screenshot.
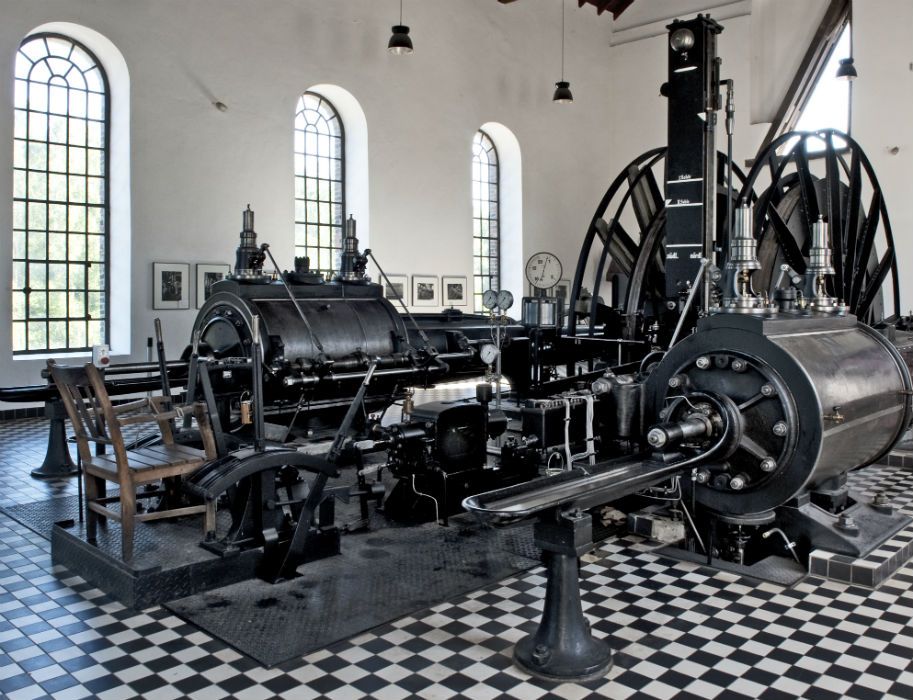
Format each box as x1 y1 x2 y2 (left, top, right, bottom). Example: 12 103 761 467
400 0 403 25
561 0 565 81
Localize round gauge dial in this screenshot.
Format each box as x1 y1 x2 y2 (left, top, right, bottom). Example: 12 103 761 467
497 290 514 311
525 252 562 290
482 289 499 310
479 343 500 365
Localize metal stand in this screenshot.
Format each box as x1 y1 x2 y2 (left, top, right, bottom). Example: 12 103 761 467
514 510 612 683
31 399 78 479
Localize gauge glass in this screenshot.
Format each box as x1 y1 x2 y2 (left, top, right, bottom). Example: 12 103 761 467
525 252 562 290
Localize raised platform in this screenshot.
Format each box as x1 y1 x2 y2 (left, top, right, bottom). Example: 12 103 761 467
52 519 263 609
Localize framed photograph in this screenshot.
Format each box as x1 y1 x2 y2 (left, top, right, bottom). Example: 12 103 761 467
153 262 190 310
554 279 571 303
411 275 439 307
382 274 409 304
196 263 231 308
442 276 468 307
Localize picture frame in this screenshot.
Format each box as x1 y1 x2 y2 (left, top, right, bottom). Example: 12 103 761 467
196 263 231 308
442 276 468 307
153 262 190 310
411 275 439 307
382 274 409 304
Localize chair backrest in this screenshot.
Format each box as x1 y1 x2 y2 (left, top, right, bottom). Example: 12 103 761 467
47 360 126 472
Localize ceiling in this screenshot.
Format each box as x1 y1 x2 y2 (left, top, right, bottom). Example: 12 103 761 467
497 0 638 21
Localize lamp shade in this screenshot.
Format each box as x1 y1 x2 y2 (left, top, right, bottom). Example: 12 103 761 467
388 25 413 55
553 81 574 103
836 57 857 80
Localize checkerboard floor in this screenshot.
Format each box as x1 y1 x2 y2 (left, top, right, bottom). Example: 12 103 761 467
2 416 913 699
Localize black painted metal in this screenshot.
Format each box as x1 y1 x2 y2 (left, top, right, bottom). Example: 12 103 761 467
738 129 899 323
664 16 722 303
514 512 612 683
29 399 78 479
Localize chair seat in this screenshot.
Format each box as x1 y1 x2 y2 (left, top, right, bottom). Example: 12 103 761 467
85 444 208 482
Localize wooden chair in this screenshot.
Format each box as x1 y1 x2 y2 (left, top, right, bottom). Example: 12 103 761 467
47 360 218 562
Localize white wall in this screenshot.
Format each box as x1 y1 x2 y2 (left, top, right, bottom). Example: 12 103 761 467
853 0 913 315
0 0 617 400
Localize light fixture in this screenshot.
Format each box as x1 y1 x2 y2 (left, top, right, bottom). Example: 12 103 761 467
553 0 573 103
836 57 857 80
388 0 413 55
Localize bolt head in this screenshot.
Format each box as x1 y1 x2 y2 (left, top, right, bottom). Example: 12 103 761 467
730 476 746 490
696 469 710 484
772 421 788 437
696 356 711 370
668 376 682 388
731 359 746 372
761 383 776 397
760 458 776 472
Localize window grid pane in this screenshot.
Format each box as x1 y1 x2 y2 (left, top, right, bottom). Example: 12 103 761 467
472 130 499 312
294 92 344 278
12 34 108 354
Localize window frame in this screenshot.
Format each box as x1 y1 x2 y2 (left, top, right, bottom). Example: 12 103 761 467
757 0 851 155
472 129 500 313
12 32 111 355
294 90 346 278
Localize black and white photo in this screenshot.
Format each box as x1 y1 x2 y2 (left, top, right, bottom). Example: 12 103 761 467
196 263 231 308
411 275 438 307
442 276 468 306
153 262 190 309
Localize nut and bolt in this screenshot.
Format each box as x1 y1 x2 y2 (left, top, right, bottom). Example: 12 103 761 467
730 475 746 490
532 644 551 665
873 492 891 507
760 457 777 472
731 358 747 372
760 383 776 397
772 421 788 437
836 514 857 530
696 469 711 484
696 356 711 370
668 374 688 389
647 428 667 448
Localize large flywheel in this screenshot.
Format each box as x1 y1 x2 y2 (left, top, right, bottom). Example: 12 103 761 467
738 129 899 324
568 149 750 344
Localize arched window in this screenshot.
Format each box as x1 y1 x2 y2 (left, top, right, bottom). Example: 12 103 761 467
294 92 345 277
12 34 108 353
472 130 499 312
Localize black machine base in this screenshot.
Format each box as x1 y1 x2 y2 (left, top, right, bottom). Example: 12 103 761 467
52 516 265 609
514 512 613 683
31 400 78 479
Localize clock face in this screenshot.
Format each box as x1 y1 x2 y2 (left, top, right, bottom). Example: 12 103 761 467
496 290 514 311
479 343 500 365
482 289 499 310
525 252 562 290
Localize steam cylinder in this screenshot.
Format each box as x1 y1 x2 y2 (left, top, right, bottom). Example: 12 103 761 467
646 313 912 515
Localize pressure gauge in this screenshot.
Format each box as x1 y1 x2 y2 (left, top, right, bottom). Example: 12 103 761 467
497 289 514 311
479 343 500 365
525 252 562 290
482 289 499 310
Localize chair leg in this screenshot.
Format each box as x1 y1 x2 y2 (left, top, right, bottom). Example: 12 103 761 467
94 476 108 525
203 500 217 541
120 488 136 562
84 472 98 543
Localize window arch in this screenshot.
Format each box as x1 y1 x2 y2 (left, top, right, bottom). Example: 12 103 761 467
12 33 109 354
294 92 345 277
472 130 499 312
